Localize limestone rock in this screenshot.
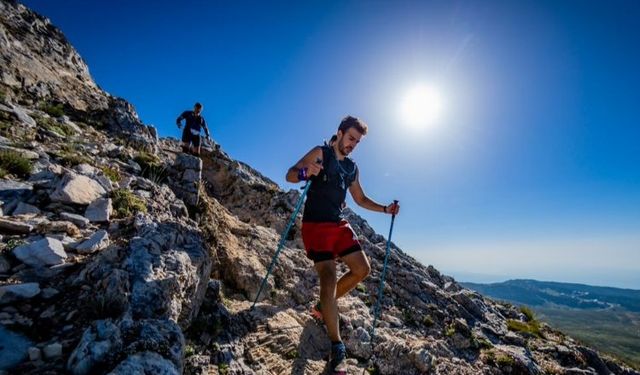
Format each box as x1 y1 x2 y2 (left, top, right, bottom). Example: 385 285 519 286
0 180 33 201
0 283 40 305
0 255 10 273
28 347 41 361
75 230 109 254
108 352 179 375
13 237 67 267
11 202 41 216
123 221 211 328
0 326 32 370
60 212 90 228
0 145 39 160
50 173 106 205
0 217 34 234
84 198 112 222
67 320 123 375
43 342 62 359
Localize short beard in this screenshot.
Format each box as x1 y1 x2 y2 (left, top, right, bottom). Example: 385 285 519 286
338 142 352 156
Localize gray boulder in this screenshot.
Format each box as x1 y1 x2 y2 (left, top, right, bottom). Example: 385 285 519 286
108 352 179 375
60 212 90 228
0 180 33 201
11 202 41 216
124 221 211 328
67 320 123 375
0 145 39 159
0 282 40 305
0 217 34 234
13 237 67 267
0 327 32 370
50 173 106 205
68 319 183 375
84 198 112 222
9 104 37 128
75 230 109 254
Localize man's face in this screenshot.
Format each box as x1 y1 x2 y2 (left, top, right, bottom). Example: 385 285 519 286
337 127 363 156
194 106 202 115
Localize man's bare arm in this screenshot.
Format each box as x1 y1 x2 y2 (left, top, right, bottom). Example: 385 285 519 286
349 170 400 215
286 146 323 183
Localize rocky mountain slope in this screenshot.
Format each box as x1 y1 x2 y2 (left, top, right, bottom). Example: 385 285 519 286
1 1 638 374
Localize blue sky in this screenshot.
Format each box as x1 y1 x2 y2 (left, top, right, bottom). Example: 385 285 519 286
23 0 640 289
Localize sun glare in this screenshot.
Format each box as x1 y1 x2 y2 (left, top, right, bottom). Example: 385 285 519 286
400 85 444 129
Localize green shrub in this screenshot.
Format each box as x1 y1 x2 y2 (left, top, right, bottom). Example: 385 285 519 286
218 363 229 375
355 283 367 293
56 143 90 167
5 238 27 251
285 350 299 360
184 344 195 358
445 324 456 337
0 150 33 178
0 89 6 103
142 164 168 185
423 314 435 327
496 352 515 367
134 152 161 169
102 166 121 182
0 117 11 136
507 319 542 338
134 152 167 183
520 306 535 322
37 115 75 136
39 102 65 118
402 309 416 326
484 349 515 367
473 335 493 349
59 152 91 167
111 189 147 218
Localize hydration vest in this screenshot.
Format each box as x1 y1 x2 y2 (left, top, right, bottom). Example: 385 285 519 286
302 144 358 222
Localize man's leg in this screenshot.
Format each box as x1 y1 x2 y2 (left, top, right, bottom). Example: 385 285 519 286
192 135 202 156
181 127 191 153
336 250 371 300
314 259 341 342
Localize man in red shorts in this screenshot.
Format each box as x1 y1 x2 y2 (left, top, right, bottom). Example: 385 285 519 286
286 116 400 374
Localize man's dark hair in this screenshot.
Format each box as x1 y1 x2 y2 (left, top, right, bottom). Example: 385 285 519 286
194 102 203 109
338 115 368 136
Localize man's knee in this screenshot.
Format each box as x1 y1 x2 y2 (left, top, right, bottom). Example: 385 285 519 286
352 261 371 280
316 262 337 282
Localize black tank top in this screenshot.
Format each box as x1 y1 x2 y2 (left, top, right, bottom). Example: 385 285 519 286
302 145 358 222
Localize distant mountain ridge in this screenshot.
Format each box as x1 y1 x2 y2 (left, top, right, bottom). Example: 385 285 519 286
461 279 640 312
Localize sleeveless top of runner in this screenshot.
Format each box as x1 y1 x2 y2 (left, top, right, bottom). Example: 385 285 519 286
302 144 358 223
179 111 206 133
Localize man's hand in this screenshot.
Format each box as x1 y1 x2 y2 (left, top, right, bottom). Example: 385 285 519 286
303 158 323 178
384 201 400 215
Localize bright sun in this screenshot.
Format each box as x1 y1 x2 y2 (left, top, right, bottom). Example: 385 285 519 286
400 85 444 129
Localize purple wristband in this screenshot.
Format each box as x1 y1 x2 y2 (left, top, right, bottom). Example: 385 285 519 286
297 167 308 181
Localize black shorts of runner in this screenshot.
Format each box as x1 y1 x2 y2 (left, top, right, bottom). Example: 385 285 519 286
181 127 201 147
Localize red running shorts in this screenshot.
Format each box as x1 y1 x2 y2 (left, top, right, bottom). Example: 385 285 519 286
301 219 362 263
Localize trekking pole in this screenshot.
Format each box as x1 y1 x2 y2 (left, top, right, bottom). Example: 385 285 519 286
251 179 313 310
370 200 399 337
